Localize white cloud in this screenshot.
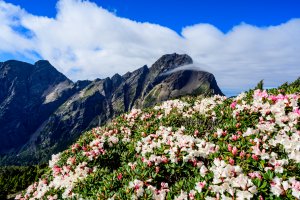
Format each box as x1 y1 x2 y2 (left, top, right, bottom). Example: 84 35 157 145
0 0 299 94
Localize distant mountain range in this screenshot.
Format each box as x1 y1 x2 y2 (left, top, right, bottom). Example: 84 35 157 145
0 53 223 165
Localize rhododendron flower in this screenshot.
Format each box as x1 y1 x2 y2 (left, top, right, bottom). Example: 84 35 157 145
252 154 259 161
117 173 122 180
189 190 196 199
129 179 144 197
195 181 206 193
240 150 246 158
229 157 235 165
230 101 237 109
232 146 238 156
270 177 284 196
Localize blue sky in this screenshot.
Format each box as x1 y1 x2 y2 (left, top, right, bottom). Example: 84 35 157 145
4 0 300 33
0 0 300 96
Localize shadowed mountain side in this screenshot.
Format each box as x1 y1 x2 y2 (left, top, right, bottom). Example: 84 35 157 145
0 53 223 165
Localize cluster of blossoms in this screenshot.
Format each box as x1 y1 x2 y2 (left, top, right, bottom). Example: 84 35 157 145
16 85 299 200
154 99 190 116
136 126 218 165
154 95 226 118
270 177 300 198
208 158 257 199
232 90 299 133
228 90 300 198
16 124 126 199
192 95 227 116
128 179 144 198
16 154 94 199
123 108 143 125
269 131 300 163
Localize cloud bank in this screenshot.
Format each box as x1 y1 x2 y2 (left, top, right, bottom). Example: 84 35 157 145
0 0 299 94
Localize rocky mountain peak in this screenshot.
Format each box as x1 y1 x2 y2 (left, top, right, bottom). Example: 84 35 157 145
0 60 35 77
34 60 51 67
150 53 193 74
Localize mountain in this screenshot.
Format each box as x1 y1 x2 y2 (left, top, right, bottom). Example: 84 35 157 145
0 53 223 165
0 60 83 153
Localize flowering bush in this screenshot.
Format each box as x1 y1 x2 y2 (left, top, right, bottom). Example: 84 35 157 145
16 79 300 199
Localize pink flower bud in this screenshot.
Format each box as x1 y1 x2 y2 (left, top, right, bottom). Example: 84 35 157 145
156 166 160 173
232 146 238 156
194 130 199 136
228 144 233 151
117 173 122 180
240 150 246 158
252 154 259 161
229 158 235 165
259 195 264 200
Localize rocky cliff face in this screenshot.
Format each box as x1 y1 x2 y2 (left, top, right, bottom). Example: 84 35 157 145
0 60 80 154
0 53 223 165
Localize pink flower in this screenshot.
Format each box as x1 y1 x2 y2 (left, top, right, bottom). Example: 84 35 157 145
117 173 122 180
232 146 238 156
67 157 76 165
228 144 233 152
294 108 300 115
194 130 199 136
249 172 262 180
161 182 168 189
254 90 268 98
240 150 246 158
252 154 259 161
162 155 168 164
198 181 206 188
156 166 160 173
230 101 237 109
129 163 136 170
189 190 196 199
52 165 62 175
195 181 206 193
82 146 88 151
71 143 80 152
232 134 239 141
259 195 264 200
229 158 235 165
42 178 48 184
235 123 241 128
268 95 278 102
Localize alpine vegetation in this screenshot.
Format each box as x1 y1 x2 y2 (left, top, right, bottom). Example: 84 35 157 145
16 79 300 200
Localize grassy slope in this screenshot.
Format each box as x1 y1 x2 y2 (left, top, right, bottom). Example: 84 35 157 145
15 78 300 199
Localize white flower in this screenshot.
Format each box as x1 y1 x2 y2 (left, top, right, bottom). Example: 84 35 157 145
270 177 283 197
243 128 256 137
174 190 188 200
200 165 208 177
129 179 144 197
236 190 253 200
49 153 61 168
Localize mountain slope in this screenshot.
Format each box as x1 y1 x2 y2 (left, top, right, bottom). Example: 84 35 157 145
15 78 300 200
0 53 223 165
0 60 79 154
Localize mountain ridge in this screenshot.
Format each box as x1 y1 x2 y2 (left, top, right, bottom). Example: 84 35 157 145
0 53 224 165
